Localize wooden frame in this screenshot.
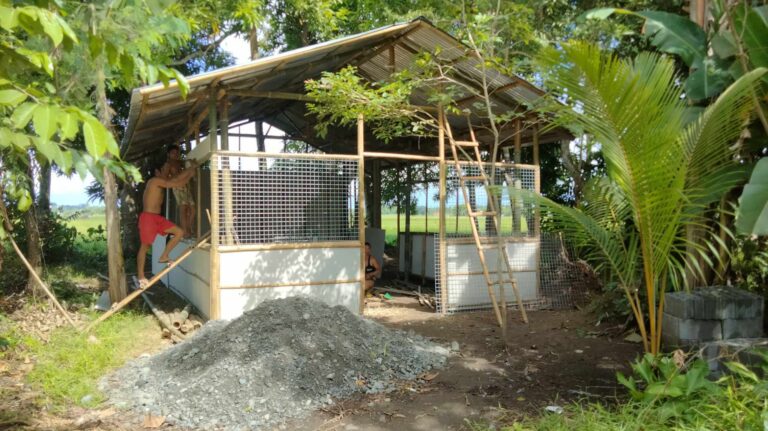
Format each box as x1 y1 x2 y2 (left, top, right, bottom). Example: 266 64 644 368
217 241 360 252
357 114 366 314
220 278 360 289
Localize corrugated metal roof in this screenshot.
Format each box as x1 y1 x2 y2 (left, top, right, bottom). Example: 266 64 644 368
121 18 568 162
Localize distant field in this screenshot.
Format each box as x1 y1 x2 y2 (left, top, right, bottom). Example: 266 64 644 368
64 210 106 235
379 213 528 244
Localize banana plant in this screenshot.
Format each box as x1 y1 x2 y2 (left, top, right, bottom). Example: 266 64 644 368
526 41 766 353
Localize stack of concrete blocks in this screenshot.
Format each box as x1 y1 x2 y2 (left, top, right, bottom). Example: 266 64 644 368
662 286 765 375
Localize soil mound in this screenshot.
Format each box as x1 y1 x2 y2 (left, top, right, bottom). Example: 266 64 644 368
102 296 448 430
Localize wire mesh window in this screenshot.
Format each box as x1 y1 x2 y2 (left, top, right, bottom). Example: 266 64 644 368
445 162 538 238
212 153 359 246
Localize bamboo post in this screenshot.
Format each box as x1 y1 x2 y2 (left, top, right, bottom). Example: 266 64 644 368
438 108 448 314
532 123 540 166
421 166 429 285
86 234 210 331
514 118 522 164
219 95 235 245
357 114 366 314
9 236 77 328
208 93 221 319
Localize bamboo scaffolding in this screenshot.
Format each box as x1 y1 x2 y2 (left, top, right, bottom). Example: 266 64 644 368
85 233 211 331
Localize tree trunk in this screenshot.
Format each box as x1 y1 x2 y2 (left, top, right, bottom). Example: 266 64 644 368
120 183 140 259
25 158 44 296
104 167 128 302
38 163 51 213
95 65 127 302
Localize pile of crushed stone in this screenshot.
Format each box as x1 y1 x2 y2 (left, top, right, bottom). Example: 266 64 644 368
101 296 448 430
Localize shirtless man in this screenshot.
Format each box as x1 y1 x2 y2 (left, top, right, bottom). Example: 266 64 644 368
161 145 195 238
136 160 198 287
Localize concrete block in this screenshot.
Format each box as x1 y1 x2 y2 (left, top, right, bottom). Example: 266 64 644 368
662 312 722 348
665 287 763 320
722 317 764 339
698 338 768 376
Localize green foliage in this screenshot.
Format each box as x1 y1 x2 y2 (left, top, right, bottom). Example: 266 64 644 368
737 157 768 235
306 66 434 142
0 1 137 218
24 311 157 408
528 41 766 352
730 235 768 294
470 352 768 431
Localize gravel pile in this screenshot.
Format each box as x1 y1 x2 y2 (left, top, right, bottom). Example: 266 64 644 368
102 297 448 430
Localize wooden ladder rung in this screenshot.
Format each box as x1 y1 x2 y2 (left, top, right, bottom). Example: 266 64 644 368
488 279 516 286
470 211 497 217
454 140 479 147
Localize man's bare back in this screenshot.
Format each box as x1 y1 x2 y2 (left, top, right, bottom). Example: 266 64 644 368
143 177 167 214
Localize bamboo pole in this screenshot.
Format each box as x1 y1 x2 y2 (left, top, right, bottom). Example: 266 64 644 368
421 169 429 285
86 234 210 331
439 109 447 313
357 114 366 314
363 152 440 162
9 236 77 328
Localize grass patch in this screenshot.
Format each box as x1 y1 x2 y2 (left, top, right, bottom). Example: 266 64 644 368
25 311 158 409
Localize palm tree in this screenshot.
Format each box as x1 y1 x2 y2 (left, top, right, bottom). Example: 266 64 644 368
528 42 766 354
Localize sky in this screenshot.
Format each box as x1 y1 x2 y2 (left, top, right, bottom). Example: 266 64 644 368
51 36 254 207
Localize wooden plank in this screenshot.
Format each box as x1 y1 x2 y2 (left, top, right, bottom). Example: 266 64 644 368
217 241 361 252
86 234 210 331
217 150 358 160
514 118 522 164
363 152 440 161
220 279 360 289
532 123 540 166
357 114 366 314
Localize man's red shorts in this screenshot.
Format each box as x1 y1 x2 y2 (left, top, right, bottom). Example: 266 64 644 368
138 212 176 245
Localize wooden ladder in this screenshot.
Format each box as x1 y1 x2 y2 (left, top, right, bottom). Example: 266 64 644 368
444 121 529 329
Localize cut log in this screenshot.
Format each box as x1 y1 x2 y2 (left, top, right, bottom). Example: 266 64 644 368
188 314 204 329
132 276 186 342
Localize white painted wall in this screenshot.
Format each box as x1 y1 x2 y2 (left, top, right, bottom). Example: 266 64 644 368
442 239 539 312
219 282 361 320
398 233 436 279
217 246 362 318
152 237 211 318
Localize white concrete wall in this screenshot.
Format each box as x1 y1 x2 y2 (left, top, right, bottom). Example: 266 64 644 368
442 239 539 311
398 233 436 279
217 246 361 319
152 237 211 318
219 282 360 320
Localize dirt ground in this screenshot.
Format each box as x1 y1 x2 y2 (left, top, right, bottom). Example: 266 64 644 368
295 295 641 431
2 289 641 431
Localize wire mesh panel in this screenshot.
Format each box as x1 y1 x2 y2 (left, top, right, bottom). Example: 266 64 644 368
445 162 538 238
211 153 359 246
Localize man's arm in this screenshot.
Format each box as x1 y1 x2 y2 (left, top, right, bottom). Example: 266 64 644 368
157 161 198 188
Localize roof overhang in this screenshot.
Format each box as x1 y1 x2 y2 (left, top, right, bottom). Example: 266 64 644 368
121 18 570 162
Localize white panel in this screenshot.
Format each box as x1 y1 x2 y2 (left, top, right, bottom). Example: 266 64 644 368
150 237 211 318
397 233 436 279
443 239 539 311
219 283 361 320
219 247 360 287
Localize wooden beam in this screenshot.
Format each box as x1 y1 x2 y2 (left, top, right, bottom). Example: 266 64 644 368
514 118 522 164
357 114 366 314
363 151 440 162
532 123 540 166
438 108 448 314
229 90 313 102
